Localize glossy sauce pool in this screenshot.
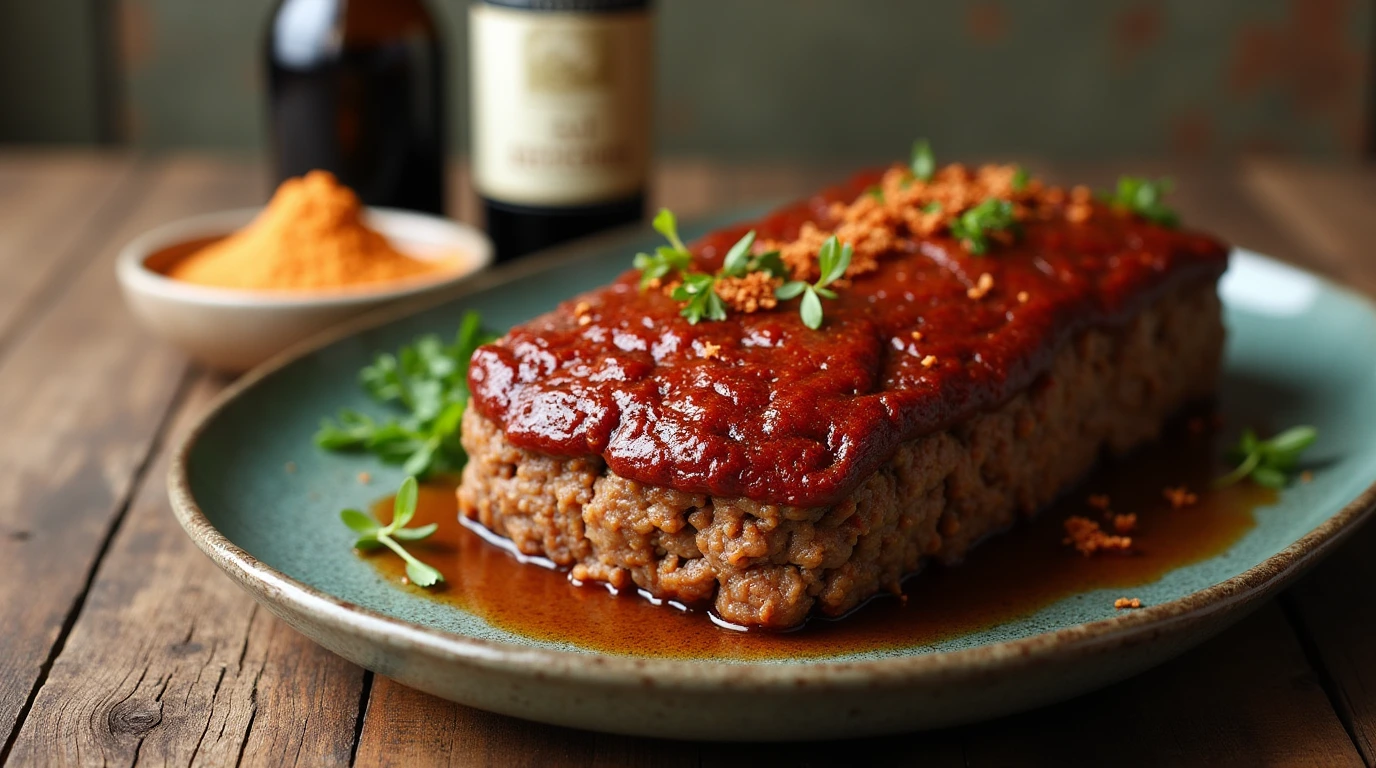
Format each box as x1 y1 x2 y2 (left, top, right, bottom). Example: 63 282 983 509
362 417 1273 660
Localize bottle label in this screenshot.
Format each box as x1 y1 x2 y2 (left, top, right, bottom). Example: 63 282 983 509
470 4 651 207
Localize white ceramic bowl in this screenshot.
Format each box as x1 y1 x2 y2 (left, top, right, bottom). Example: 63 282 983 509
116 207 493 372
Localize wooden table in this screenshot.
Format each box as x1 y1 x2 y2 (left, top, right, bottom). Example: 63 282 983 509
0 153 1373 766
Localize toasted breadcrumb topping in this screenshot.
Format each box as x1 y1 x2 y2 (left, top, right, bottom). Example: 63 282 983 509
759 162 1095 286
1162 486 1199 509
357 471 371 485
1301 470 1314 483
967 272 995 300
1017 290 1030 303
700 341 721 360
1087 494 1112 511
574 300 594 326
1114 597 1143 610
1063 515 1133 556
1112 513 1137 534
910 330 924 341
921 355 938 368
715 271 782 313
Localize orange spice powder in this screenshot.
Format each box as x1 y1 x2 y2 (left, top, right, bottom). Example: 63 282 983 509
167 170 449 292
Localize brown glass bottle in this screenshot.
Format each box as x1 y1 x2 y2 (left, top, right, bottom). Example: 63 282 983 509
470 0 652 262
266 0 446 214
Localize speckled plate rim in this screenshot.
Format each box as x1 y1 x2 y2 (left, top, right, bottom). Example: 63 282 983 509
168 232 1376 694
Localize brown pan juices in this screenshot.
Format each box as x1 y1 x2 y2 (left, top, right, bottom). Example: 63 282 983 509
362 415 1272 660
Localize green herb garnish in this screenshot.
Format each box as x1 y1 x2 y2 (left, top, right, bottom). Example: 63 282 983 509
910 138 935 182
315 311 495 477
341 476 443 587
634 210 788 325
1214 426 1317 489
1011 165 1030 192
672 272 728 324
632 208 693 289
949 198 1018 255
1105 176 1179 228
776 235 852 329
865 185 885 202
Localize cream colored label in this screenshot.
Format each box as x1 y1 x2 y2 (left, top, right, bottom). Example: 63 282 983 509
470 5 652 207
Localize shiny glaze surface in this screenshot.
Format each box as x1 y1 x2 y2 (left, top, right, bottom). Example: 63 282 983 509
365 418 1272 659
468 174 1229 506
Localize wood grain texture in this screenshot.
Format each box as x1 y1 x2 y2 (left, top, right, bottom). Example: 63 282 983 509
0 157 262 758
7 376 367 767
355 677 965 768
1242 156 1376 764
960 605 1362 767
0 151 136 355
1242 157 1376 296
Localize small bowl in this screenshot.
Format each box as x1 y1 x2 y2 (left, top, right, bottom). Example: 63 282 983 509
117 207 493 372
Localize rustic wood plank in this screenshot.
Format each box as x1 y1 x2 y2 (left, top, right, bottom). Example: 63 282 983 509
1240 157 1376 764
0 151 137 353
961 604 1362 767
0 157 265 759
1242 157 1376 296
355 677 964 767
7 375 367 767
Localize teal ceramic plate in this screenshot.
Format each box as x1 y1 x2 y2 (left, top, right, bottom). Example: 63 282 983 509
170 217 1376 741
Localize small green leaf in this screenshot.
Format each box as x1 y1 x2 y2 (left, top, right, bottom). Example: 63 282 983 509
1105 176 1179 228
391 523 439 541
800 288 823 330
1251 465 1288 489
775 281 807 300
353 534 384 551
340 508 379 534
1012 166 1030 192
402 441 437 477
911 138 935 182
817 239 852 287
749 251 788 279
1265 425 1317 456
921 201 942 214
391 476 419 530
721 230 757 277
405 559 444 587
864 185 884 202
652 208 680 249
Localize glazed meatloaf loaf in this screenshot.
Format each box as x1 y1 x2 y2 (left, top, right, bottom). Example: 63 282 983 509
457 161 1229 629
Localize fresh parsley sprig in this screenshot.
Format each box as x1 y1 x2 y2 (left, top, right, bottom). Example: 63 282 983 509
341 476 444 587
315 311 495 477
776 235 852 329
950 198 1018 255
1105 176 1179 228
1214 426 1317 489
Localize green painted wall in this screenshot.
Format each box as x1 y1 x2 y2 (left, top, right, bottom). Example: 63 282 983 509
5 0 1371 160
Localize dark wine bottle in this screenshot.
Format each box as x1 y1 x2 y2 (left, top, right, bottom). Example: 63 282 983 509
470 0 652 262
266 0 446 215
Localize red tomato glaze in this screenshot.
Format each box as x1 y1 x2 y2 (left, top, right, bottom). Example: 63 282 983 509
467 173 1230 508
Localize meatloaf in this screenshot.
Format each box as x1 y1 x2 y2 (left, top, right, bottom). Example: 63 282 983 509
457 161 1230 629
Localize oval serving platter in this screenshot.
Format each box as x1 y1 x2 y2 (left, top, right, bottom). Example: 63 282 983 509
170 214 1376 741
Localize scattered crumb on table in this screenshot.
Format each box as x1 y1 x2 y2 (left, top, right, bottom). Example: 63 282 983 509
1115 597 1143 610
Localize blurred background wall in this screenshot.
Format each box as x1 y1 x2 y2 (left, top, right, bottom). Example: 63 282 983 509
0 0 1369 162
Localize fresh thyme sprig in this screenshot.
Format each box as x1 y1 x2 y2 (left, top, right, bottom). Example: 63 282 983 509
776 235 852 329
950 198 1018 255
1214 426 1317 489
1104 176 1179 228
341 476 444 587
315 311 495 477
911 138 935 182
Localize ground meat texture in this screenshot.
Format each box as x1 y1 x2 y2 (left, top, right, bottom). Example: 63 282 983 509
457 280 1223 629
